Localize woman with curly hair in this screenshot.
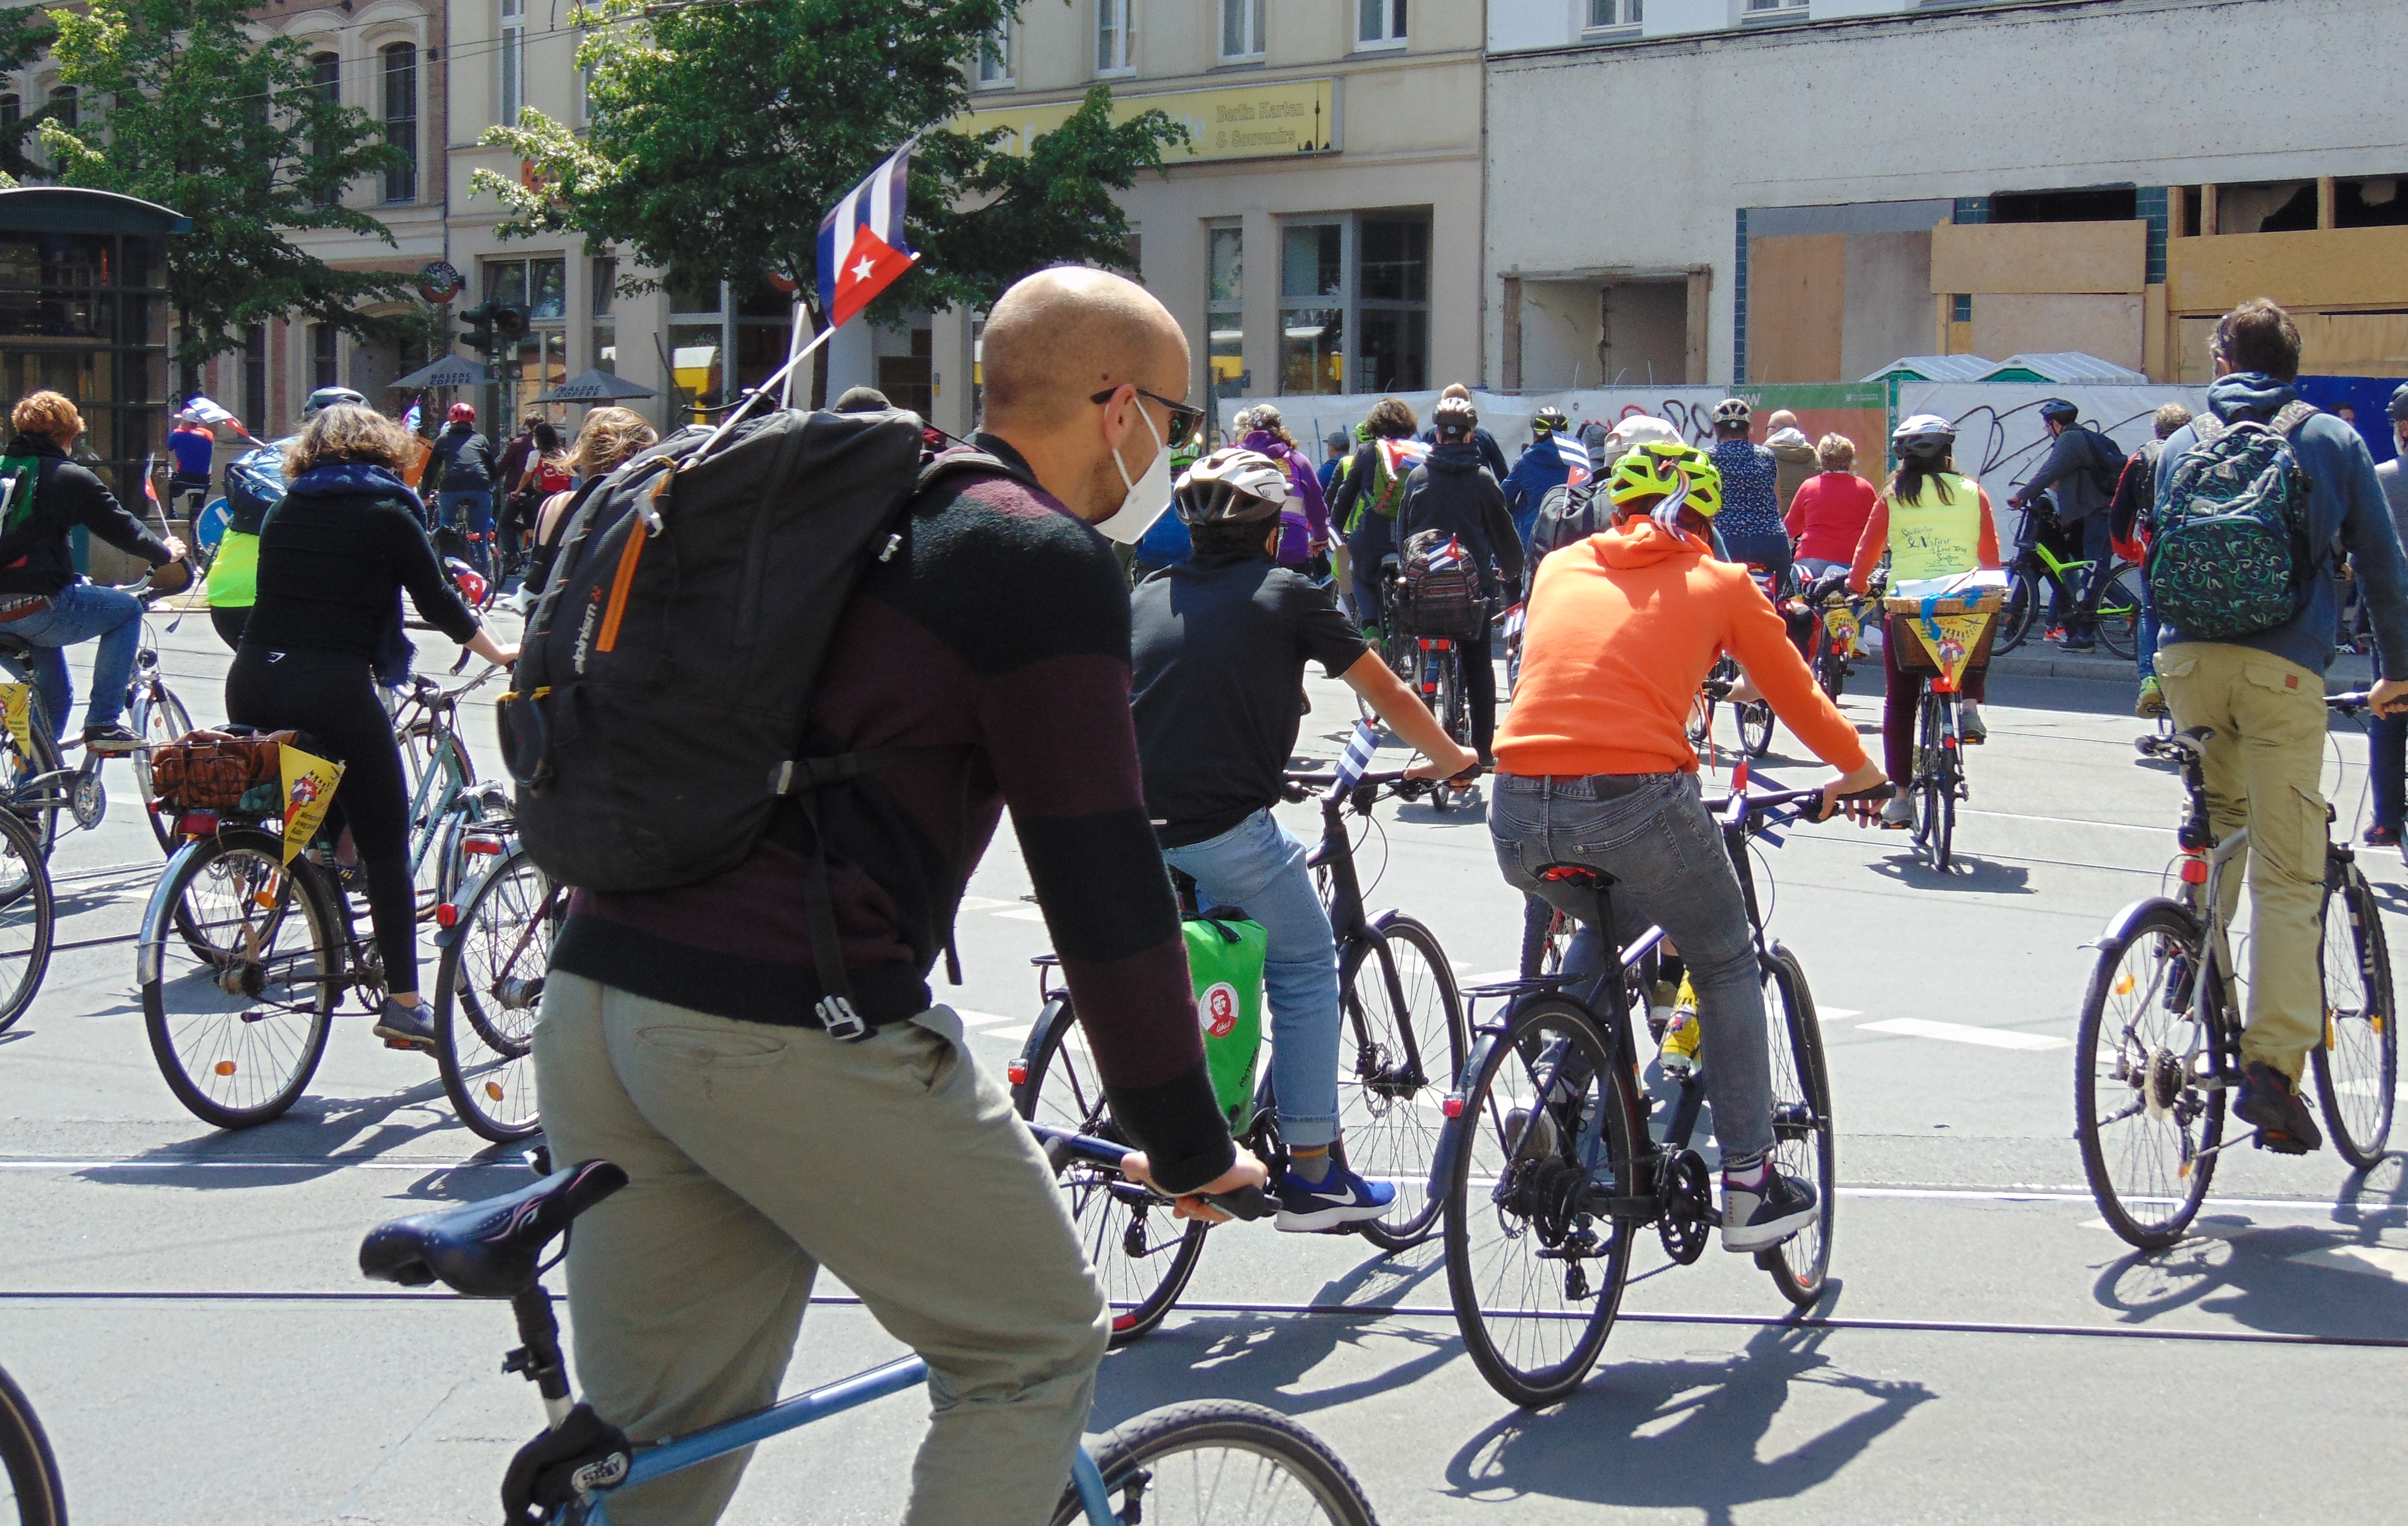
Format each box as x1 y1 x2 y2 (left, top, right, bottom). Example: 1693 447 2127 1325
514 406 661 604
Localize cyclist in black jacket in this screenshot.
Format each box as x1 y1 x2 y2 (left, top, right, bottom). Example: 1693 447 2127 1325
0 390 185 749
1398 395 1523 762
225 404 516 1054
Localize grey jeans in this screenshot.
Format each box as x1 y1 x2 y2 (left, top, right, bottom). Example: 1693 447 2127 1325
532 972 1109 1526
1488 771 1776 1164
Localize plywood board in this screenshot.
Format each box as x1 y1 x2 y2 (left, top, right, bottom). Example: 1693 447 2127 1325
2167 224 2408 314
2296 311 2408 377
1841 230 1935 382
1747 233 1844 383
1930 220 2146 295
1970 294 2144 371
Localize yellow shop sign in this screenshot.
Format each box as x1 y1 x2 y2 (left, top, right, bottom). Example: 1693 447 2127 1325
959 78 1337 164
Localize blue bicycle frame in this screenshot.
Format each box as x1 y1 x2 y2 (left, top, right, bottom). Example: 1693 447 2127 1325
576 1355 1117 1525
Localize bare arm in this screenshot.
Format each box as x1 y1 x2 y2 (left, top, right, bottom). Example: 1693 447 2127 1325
1340 651 1479 777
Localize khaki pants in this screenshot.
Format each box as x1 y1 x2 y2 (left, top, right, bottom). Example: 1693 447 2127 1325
2156 643 2331 1080
531 972 1109 1526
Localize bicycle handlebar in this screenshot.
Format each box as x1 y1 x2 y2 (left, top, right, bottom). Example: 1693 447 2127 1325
1028 1122 1271 1222
1280 765 1480 805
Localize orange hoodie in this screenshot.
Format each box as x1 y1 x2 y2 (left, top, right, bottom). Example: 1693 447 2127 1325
1494 520 1870 778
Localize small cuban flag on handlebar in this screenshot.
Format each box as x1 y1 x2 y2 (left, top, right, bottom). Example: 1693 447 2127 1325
1554 432 1590 489
1332 719 1381 794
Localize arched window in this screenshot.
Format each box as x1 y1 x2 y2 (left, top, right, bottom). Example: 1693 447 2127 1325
308 51 339 202
45 86 75 131
380 44 415 203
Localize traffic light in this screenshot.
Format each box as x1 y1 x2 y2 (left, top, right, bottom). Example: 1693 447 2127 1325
458 300 528 360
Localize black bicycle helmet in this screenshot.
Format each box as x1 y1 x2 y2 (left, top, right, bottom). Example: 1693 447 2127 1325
2038 398 2079 425
1891 412 1957 459
1173 447 1290 525
1533 405 1570 435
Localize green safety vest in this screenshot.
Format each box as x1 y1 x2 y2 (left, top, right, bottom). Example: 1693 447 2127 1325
204 529 258 608
1886 474 1983 583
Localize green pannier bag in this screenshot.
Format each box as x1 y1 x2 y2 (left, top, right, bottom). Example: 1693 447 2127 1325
0 455 40 539
1183 915 1268 1125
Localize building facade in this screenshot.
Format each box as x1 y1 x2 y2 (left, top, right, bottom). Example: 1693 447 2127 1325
1487 0 2408 389
941 0 1485 437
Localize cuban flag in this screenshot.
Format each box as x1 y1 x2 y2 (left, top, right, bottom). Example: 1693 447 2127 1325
179 395 252 439
1550 431 1590 489
400 398 422 434
817 143 919 329
1425 535 1468 573
1331 719 1382 794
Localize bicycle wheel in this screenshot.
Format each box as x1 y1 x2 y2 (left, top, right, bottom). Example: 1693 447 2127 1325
1913 697 1956 872
0 1363 67 1526
1442 996 1635 1407
0 665 62 857
435 842 556 1143
131 681 195 853
1993 575 2036 655
2313 862 2397 1170
1738 700 1774 758
2076 903 2223 1249
1012 994 1207 1346
1685 691 1715 750
140 830 337 1129
2091 563 2145 661
1051 1400 1377 1526
1342 914 1467 1252
0 811 54 1035
1759 943 1835 1304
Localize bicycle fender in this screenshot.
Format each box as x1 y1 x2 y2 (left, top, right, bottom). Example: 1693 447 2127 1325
2086 895 2196 957
136 837 213 985
1427 1025 1508 1188
1011 995 1070 1114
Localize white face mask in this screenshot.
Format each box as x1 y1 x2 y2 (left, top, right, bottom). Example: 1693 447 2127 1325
1091 398 1174 545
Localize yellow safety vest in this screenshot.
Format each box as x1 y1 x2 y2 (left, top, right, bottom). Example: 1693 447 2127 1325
204 529 258 609
1885 474 1982 583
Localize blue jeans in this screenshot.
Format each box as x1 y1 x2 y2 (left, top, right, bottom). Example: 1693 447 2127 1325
1488 771 1775 1164
1163 809 1342 1148
2136 573 2159 679
8 581 142 739
437 489 494 576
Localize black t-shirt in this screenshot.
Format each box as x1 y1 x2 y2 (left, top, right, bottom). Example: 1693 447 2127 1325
1131 552 1368 847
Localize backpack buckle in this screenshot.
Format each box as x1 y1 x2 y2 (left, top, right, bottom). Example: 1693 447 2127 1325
815 995 869 1041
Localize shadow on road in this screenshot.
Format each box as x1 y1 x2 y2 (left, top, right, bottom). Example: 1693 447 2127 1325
1439 1319 1932 1524
1866 852 2033 895
67 1076 519 1194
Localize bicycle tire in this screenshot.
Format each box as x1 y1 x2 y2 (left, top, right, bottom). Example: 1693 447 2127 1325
1049 1399 1378 1526
1344 915 1467 1252
0 661 62 858
0 811 54 1036
2076 902 2222 1249
131 682 194 854
1738 700 1774 758
1757 943 1836 1304
140 830 337 1130
1011 994 1207 1346
435 842 554 1144
1993 575 2036 655
0 1362 67 1526
2313 862 2397 1170
2091 563 2145 661
1442 996 1635 1408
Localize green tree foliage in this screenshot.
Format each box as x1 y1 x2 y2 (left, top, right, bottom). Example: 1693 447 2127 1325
37 0 420 373
0 9 57 184
479 0 1183 321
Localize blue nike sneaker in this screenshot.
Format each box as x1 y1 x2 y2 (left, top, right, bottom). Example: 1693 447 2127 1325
1274 1161 1396 1232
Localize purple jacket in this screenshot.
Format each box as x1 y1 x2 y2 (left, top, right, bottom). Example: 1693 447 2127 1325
1243 429 1330 566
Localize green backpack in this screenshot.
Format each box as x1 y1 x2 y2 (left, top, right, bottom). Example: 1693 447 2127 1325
0 456 41 540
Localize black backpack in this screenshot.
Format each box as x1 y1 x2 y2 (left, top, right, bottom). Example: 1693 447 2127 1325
498 409 1008 1028
2083 426 2130 499
1528 480 1606 561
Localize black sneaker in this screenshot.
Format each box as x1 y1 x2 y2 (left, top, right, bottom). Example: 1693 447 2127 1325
1721 1166 1819 1252
2234 1061 2322 1154
373 997 439 1054
83 722 142 754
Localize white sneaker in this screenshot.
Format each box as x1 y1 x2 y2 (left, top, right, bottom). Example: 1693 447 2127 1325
1880 794 1914 829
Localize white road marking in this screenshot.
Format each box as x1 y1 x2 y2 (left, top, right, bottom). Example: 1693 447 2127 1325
2289 1245 2408 1281
1820 1008 1861 1022
1856 1017 2070 1051
1462 970 1521 987
953 1009 1019 1027
958 895 1016 912
993 907 1048 921
1961 809 2166 834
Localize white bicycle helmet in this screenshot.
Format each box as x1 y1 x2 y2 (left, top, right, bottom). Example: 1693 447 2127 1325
303 386 367 420
1891 412 1957 459
1174 447 1291 525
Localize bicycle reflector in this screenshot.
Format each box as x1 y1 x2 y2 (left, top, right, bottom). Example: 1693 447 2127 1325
2179 854 2208 886
1442 1095 1464 1118
1006 1061 1027 1086
436 902 460 929
464 835 504 855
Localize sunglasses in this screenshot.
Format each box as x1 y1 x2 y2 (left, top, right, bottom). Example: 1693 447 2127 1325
1091 385 1204 450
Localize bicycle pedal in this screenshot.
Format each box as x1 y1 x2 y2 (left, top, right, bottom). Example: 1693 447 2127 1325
2253 1129 2313 1157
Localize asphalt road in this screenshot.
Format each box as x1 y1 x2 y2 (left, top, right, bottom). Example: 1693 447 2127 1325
3 613 2404 1525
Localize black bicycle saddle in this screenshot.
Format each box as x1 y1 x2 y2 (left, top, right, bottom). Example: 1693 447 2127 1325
360 1159 628 1298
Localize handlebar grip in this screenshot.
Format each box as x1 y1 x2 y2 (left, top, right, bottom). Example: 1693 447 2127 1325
1838 785 1893 803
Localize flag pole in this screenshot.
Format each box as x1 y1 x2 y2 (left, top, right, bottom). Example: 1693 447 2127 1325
779 297 818 410
686 323 840 467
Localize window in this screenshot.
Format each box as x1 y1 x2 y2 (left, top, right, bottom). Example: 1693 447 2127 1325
1745 0 1806 10
0 95 16 134
974 20 1013 86
1221 0 1265 61
590 255 617 374
242 324 267 432
310 323 338 390
381 44 416 203
45 86 75 132
486 258 567 417
1206 223 1242 400
1356 0 1405 48
1586 0 1641 27
1275 211 1428 396
1096 0 1135 75
500 0 525 125
308 52 340 202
